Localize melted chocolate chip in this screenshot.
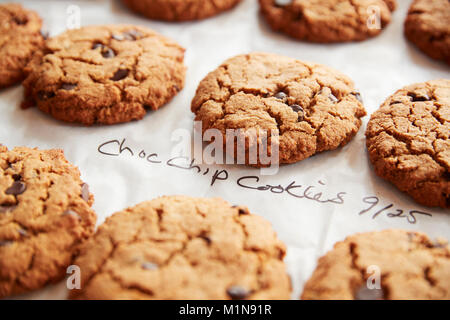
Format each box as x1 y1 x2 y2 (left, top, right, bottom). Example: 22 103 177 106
355 286 384 300
112 34 124 41
329 93 339 103
13 17 28 25
12 174 21 181
102 47 115 58
92 42 103 50
0 240 13 247
290 104 306 120
63 210 81 220
274 92 288 101
275 0 293 7
142 262 158 270
81 183 90 202
41 30 49 40
227 286 250 300
61 83 77 91
37 91 55 100
124 30 142 40
352 91 363 103
18 228 28 237
5 181 26 195
92 43 115 58
199 232 212 244
110 69 129 81
236 207 249 215
408 92 430 102
0 204 16 213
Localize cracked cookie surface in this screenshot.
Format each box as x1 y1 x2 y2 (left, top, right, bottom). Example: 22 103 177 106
301 230 450 300
259 0 396 43
22 24 186 125
0 146 96 298
0 3 44 88
191 52 366 166
69 196 291 300
366 79 450 208
404 0 450 65
122 0 242 21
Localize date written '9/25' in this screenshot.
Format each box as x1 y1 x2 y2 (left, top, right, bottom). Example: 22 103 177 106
359 196 432 224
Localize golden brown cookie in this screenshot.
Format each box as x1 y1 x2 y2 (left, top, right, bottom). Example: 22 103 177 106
0 3 45 88
366 79 449 208
22 25 186 125
404 0 450 65
259 0 396 43
122 0 242 21
301 230 450 300
0 146 96 298
69 196 291 300
191 52 366 166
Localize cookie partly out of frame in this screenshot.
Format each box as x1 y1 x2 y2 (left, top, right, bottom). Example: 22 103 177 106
22 24 186 125
259 0 396 43
69 196 291 300
191 52 366 166
0 146 96 298
0 3 45 88
366 79 449 208
404 0 450 65
122 0 242 22
302 230 450 300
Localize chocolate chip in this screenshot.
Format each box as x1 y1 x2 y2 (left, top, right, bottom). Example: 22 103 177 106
92 42 103 50
141 262 158 270
0 240 13 247
408 92 430 102
41 30 49 40
352 91 363 103
0 204 16 213
275 0 293 6
274 92 287 101
199 232 212 244
13 17 28 25
12 174 21 181
63 210 81 220
5 181 26 196
234 206 249 215
102 47 115 58
112 34 124 41
227 286 250 300
124 30 142 40
289 104 303 113
18 228 28 237
81 183 90 202
329 93 339 103
61 83 77 91
37 91 55 100
110 69 129 81
355 286 384 300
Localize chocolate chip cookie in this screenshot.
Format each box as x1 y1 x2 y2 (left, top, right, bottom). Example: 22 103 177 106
22 25 186 125
0 3 45 88
366 79 449 208
259 0 396 43
191 52 366 166
0 146 96 298
302 230 450 300
69 196 291 300
404 0 450 65
122 0 242 21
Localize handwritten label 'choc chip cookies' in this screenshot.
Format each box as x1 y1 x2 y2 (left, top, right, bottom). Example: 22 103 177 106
97 138 433 225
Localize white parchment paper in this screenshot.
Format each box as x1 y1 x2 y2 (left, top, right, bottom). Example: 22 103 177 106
1 0 449 300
